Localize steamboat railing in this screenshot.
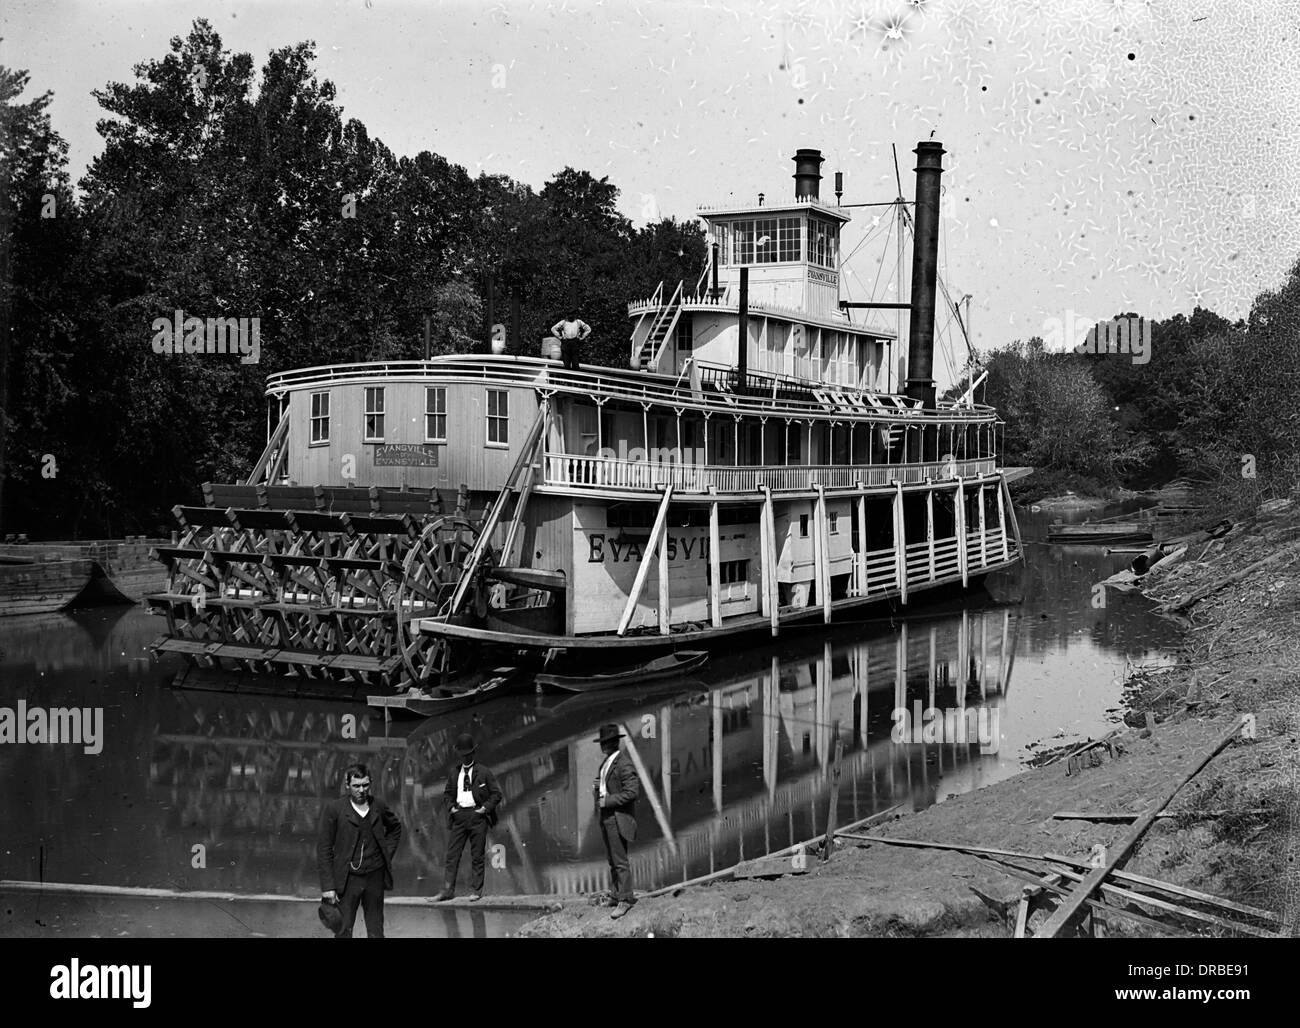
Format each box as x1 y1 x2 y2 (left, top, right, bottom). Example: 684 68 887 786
542 453 999 494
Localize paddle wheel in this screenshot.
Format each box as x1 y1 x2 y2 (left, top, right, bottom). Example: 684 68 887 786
148 502 493 693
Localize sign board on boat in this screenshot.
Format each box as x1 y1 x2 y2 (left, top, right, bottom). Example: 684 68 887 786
374 443 440 467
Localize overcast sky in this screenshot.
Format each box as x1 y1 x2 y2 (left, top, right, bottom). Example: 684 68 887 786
5 0 1299 370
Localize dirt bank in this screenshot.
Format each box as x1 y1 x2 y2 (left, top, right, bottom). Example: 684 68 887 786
517 499 1300 939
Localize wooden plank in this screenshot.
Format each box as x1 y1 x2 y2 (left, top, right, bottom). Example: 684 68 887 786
709 499 721 628
733 854 810 880
616 486 674 636
1036 715 1248 938
954 477 968 587
498 407 547 566
894 480 908 603
618 721 677 854
856 490 868 593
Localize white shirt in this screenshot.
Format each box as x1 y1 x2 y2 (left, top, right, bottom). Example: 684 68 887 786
551 318 591 340
350 800 370 819
598 751 619 801
457 764 477 808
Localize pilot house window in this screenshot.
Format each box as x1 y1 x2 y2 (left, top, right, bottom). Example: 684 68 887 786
364 387 385 442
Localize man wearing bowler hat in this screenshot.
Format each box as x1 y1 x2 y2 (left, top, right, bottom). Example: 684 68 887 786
434 733 503 902
594 724 640 919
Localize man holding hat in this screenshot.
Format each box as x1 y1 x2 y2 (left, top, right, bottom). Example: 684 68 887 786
317 763 403 938
434 733 503 902
594 723 640 919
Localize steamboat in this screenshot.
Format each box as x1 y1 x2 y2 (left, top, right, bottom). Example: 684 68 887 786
147 141 1024 694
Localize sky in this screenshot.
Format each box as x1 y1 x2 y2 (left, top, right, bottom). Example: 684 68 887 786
4 0 1299 376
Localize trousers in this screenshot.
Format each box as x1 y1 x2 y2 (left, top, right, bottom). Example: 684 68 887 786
561 337 581 370
444 808 489 892
338 866 386 938
600 814 634 903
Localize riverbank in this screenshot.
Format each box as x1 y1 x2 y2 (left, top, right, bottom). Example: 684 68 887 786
517 497 1299 938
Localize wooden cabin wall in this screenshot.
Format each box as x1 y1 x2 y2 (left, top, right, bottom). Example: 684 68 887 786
284 381 540 490
774 498 854 588
569 502 758 634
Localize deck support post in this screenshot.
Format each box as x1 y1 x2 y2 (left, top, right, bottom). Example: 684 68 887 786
617 485 674 636
926 487 935 583
893 480 908 603
978 483 988 569
658 496 671 636
996 476 1009 560
855 488 868 595
761 485 780 635
954 476 968 587
815 485 832 623
708 498 722 629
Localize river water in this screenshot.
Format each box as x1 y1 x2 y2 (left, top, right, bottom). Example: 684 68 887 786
0 506 1182 933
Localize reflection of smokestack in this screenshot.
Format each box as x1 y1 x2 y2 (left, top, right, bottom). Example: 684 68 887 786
905 141 944 413
792 148 823 200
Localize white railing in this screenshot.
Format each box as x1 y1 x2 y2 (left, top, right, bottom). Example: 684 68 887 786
543 453 998 494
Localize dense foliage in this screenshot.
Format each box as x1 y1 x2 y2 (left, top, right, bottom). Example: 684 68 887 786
2 20 1296 537
0 22 704 537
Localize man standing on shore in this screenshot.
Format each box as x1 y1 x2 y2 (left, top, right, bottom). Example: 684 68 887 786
593 724 639 919
434 733 504 902
317 763 403 938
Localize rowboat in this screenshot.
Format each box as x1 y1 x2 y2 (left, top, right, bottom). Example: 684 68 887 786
535 650 709 693
366 666 525 717
1045 522 1154 544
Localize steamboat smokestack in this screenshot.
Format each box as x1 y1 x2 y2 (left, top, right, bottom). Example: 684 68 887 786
905 140 944 413
792 148 824 200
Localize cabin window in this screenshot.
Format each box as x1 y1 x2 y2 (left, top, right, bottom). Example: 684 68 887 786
425 387 447 442
706 559 750 587
829 512 839 534
486 389 509 446
716 223 730 265
675 318 693 352
364 387 385 442
310 392 330 444
799 514 809 538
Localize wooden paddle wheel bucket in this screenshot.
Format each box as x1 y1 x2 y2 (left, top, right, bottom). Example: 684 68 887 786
148 506 491 693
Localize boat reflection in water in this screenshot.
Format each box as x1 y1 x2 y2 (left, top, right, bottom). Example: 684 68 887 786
144 606 1018 898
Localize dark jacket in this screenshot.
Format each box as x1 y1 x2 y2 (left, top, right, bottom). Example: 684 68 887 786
596 750 639 841
317 796 402 893
443 762 504 828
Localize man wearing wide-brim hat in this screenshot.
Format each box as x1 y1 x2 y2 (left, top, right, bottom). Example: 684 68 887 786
593 723 640 919
433 733 503 902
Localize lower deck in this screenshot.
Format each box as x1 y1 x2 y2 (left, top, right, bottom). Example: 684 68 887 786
434 471 1022 648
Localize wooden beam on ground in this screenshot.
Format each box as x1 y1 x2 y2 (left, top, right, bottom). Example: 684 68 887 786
709 498 722 628
1035 715 1249 939
617 485 674 636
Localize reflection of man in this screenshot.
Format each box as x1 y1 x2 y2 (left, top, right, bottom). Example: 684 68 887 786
593 724 639 919
550 311 592 371
434 733 503 902
317 763 403 938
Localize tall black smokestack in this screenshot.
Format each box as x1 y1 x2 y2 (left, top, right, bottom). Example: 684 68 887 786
792 148 823 200
736 266 749 390
905 140 944 416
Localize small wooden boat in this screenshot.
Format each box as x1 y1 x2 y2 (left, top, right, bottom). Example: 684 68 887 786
367 666 525 718
535 650 709 693
1045 522 1154 544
